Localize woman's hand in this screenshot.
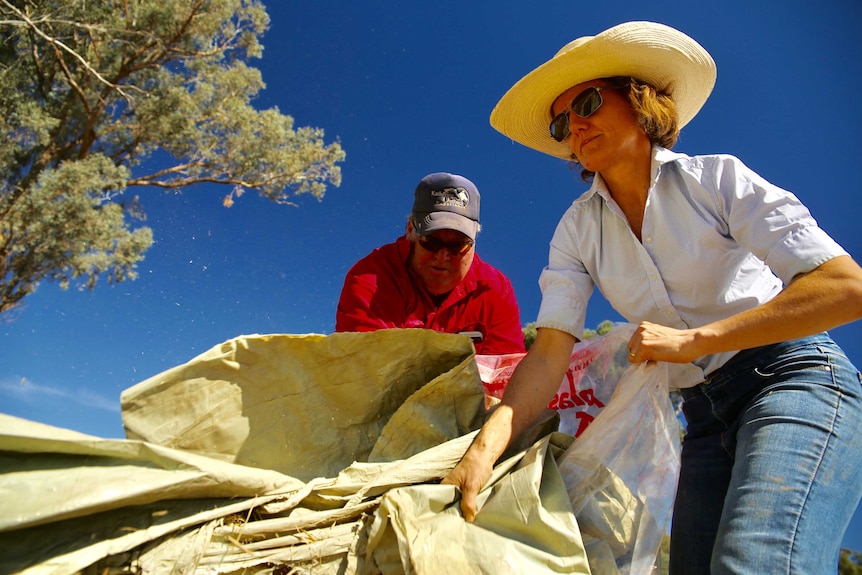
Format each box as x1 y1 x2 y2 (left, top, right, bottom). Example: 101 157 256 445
441 443 496 522
628 321 701 363
628 255 862 364
443 327 578 522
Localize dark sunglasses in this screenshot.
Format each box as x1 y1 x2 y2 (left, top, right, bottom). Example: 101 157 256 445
549 85 617 142
417 234 474 257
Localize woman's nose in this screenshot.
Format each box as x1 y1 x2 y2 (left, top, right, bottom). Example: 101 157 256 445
566 117 588 150
568 114 590 134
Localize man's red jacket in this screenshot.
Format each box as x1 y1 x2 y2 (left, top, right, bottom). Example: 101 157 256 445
335 237 526 355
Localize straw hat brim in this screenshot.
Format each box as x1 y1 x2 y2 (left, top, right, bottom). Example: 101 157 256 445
489 21 717 160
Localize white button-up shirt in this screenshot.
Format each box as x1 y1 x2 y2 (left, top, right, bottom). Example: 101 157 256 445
537 146 848 387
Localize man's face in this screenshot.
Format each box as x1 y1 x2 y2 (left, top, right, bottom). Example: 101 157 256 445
407 223 474 296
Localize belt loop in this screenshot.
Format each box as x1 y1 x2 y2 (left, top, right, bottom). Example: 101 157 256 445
682 368 719 401
703 369 719 387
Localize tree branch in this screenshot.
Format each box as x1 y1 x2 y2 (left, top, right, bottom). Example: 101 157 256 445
0 0 137 100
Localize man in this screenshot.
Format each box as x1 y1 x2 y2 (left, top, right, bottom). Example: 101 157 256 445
335 172 525 355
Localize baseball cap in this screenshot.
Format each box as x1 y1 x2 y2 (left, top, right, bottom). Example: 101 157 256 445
411 172 480 240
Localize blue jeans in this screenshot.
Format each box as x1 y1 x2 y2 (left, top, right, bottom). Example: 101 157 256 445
670 334 862 574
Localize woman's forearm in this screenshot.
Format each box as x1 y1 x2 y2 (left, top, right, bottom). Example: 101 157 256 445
442 327 576 520
632 255 862 363
696 255 862 354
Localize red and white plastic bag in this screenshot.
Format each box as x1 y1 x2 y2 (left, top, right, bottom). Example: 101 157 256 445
476 323 635 437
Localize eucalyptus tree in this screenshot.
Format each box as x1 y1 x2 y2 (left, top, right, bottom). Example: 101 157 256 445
0 0 345 315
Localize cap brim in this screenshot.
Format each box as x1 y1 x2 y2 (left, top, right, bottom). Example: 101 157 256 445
490 21 716 159
415 212 478 240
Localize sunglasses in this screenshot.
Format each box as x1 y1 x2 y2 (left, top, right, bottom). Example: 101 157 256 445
417 234 474 257
549 85 617 142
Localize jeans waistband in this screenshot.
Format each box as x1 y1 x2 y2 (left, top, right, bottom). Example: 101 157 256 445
680 333 836 401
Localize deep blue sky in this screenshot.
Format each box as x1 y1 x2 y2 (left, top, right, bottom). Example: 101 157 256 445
3 0 862 551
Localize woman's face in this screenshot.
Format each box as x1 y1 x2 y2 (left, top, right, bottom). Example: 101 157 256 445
551 80 650 173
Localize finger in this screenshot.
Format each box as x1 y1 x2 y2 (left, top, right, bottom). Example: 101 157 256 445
461 488 478 523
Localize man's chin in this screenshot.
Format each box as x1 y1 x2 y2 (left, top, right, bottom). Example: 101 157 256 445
424 279 457 295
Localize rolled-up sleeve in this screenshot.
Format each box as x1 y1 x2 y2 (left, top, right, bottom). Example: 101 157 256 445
711 155 848 284
536 215 593 337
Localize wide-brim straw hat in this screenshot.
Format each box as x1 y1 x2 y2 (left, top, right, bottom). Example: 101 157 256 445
490 21 717 160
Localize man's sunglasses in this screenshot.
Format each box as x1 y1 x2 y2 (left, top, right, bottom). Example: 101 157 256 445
417 234 474 257
549 85 617 142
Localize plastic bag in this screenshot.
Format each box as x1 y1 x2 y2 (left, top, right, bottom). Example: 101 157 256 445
559 361 681 575
476 323 634 437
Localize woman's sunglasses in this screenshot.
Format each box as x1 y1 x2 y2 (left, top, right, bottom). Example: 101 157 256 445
417 234 474 257
549 85 616 142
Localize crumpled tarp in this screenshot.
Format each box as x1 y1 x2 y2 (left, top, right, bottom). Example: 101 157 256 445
120 329 486 479
367 433 590 574
0 328 672 575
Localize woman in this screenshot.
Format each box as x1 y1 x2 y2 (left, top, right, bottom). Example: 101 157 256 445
442 21 862 574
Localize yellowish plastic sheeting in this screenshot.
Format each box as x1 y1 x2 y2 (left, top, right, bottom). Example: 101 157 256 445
2 330 527 573
0 413 302 574
1 329 674 574
365 433 592 575
120 330 482 480
0 415 304 532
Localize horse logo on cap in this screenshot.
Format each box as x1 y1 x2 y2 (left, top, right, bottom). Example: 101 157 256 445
431 186 470 209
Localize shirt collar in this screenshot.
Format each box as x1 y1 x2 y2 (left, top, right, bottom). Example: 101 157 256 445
652 145 689 169
576 145 688 204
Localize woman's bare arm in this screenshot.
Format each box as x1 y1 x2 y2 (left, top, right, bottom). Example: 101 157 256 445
629 255 862 363
442 327 576 521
